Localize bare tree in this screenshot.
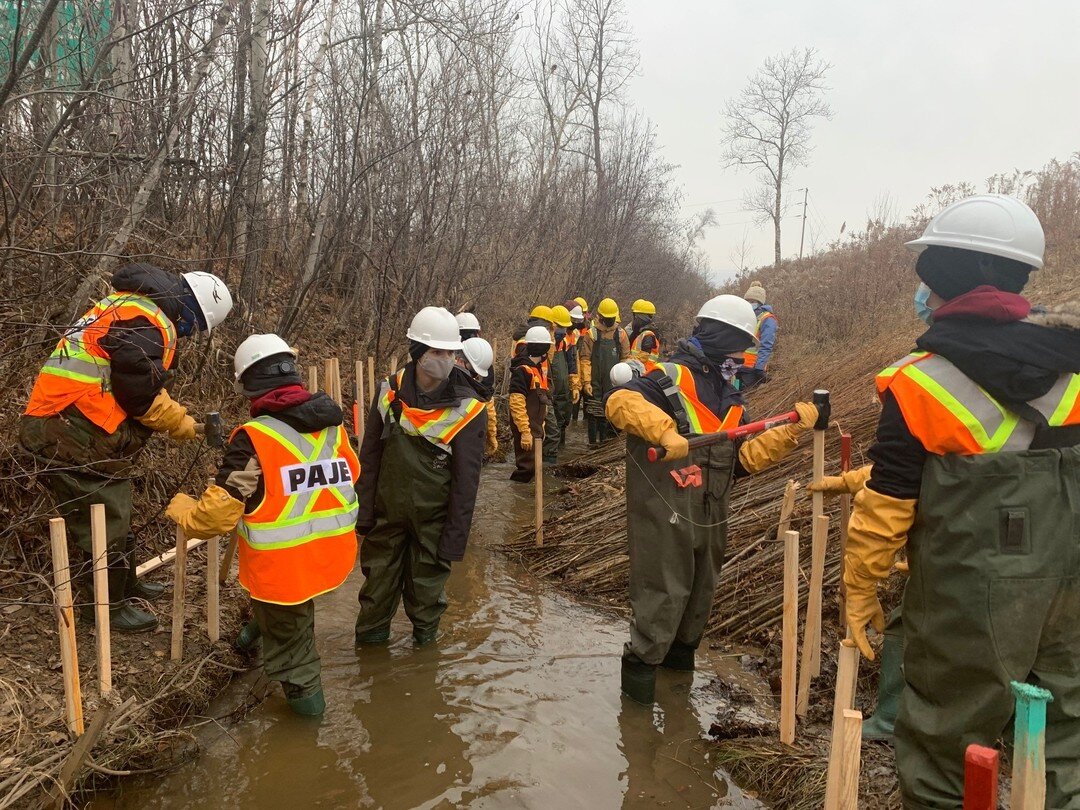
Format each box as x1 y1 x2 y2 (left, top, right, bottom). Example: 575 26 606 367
720 47 832 269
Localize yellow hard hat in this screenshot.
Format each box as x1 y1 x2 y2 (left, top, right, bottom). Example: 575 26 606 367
596 298 619 319
549 305 573 328
529 305 554 323
631 299 656 315
573 296 589 312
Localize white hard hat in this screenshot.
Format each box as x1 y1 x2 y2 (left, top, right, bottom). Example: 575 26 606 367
696 294 759 343
182 271 233 333
234 333 296 380
524 325 554 345
455 311 481 332
568 305 584 321
407 306 462 350
461 337 493 376
610 359 646 387
905 194 1045 269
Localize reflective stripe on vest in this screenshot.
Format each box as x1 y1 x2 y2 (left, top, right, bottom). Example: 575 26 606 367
876 351 1080 455
631 329 660 362
743 311 776 367
656 363 742 436
377 370 487 453
25 294 178 433
237 417 359 549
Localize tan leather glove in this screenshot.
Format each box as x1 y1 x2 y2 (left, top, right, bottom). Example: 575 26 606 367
844 486 917 659
165 485 246 540
737 401 819 474
809 465 873 496
136 390 198 442
508 392 531 437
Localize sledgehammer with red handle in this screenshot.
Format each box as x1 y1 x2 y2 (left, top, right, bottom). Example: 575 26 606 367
647 410 801 462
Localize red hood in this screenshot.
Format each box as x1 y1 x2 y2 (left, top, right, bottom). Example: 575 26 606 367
934 286 1031 324
250 384 312 417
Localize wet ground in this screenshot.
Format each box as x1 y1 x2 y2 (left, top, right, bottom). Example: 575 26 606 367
98 427 766 809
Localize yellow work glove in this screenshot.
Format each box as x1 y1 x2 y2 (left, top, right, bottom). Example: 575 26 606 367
584 382 593 398
658 428 689 461
738 401 819 474
844 486 917 660
520 432 533 452
165 485 246 540
508 392 531 437
136 390 198 442
809 465 872 496
606 389 676 443
485 405 499 457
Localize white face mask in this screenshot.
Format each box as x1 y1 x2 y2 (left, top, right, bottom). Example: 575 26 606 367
419 353 455 382
529 355 545 364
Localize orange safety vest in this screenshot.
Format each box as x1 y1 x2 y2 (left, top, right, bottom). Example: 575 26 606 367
743 311 777 368
378 370 488 453
877 351 1080 456
523 363 550 391
25 293 177 434
235 416 359 605
630 328 661 363
655 362 743 436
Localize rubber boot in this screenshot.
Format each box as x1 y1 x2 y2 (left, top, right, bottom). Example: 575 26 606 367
355 626 391 645
287 688 326 717
621 658 657 705
862 628 904 741
108 567 157 632
412 626 438 646
660 641 696 671
235 618 262 652
123 532 166 601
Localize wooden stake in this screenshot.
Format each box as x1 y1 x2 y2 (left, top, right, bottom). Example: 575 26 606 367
836 709 863 810
367 355 376 405
838 433 852 624
1010 681 1053 809
964 744 1000 810
824 640 862 807
324 358 336 403
780 529 799 745
334 357 343 405
50 519 84 735
207 534 220 643
354 358 366 442
89 504 111 696
797 514 830 714
534 439 544 547
136 537 206 577
809 424 827 676
50 701 114 807
307 363 318 392
777 479 798 541
170 525 188 662
219 534 237 585
389 353 398 375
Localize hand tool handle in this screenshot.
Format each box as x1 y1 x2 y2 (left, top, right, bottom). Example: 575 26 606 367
647 410 800 462
205 412 225 448
840 432 852 473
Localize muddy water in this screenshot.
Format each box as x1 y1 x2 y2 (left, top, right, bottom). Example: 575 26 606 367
102 434 765 809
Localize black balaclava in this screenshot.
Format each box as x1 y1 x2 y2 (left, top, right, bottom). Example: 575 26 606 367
460 329 481 341
240 353 302 397
690 318 754 365
916 245 1032 300
526 342 549 359
599 316 616 328
632 313 653 332
408 340 429 362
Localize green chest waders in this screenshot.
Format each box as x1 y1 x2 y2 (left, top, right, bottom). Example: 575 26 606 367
895 446 1080 809
548 349 571 454
356 423 454 643
623 435 734 667
588 333 620 442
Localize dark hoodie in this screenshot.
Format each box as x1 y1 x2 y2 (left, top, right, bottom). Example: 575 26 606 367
868 288 1080 500
356 363 486 561
99 264 194 418
216 389 344 509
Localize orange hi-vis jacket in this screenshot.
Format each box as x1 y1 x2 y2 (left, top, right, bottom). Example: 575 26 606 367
234 415 360 605
630 328 661 363
378 370 488 453
743 311 777 368
25 293 177 433
877 351 1080 455
654 362 743 436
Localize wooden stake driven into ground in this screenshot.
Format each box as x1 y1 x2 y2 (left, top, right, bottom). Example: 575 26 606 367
1010 681 1053 809
809 408 827 677
367 356 376 405
324 358 336 404
354 358 366 442
89 504 111 695
170 525 188 662
534 442 544 547
963 744 1000 810
780 529 799 745
307 364 318 392
824 640 861 807
797 514 830 715
836 709 863 809
838 432 852 624
50 701 115 808
49 518 84 735
389 354 398 375
205 480 219 643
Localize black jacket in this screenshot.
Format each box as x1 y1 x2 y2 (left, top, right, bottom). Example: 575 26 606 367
98 264 190 418
356 364 485 561
216 393 345 508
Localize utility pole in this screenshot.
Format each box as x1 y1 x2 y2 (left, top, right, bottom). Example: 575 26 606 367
799 187 809 260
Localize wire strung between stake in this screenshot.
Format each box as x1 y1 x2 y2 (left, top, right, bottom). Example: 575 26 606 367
625 449 731 529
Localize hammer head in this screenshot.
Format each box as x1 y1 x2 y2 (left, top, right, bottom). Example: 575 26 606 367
205 412 225 448
812 390 831 431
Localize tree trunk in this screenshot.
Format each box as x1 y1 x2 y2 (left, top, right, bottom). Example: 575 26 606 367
773 153 784 269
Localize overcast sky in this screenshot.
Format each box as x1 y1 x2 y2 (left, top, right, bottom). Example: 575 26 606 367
622 0 1080 282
